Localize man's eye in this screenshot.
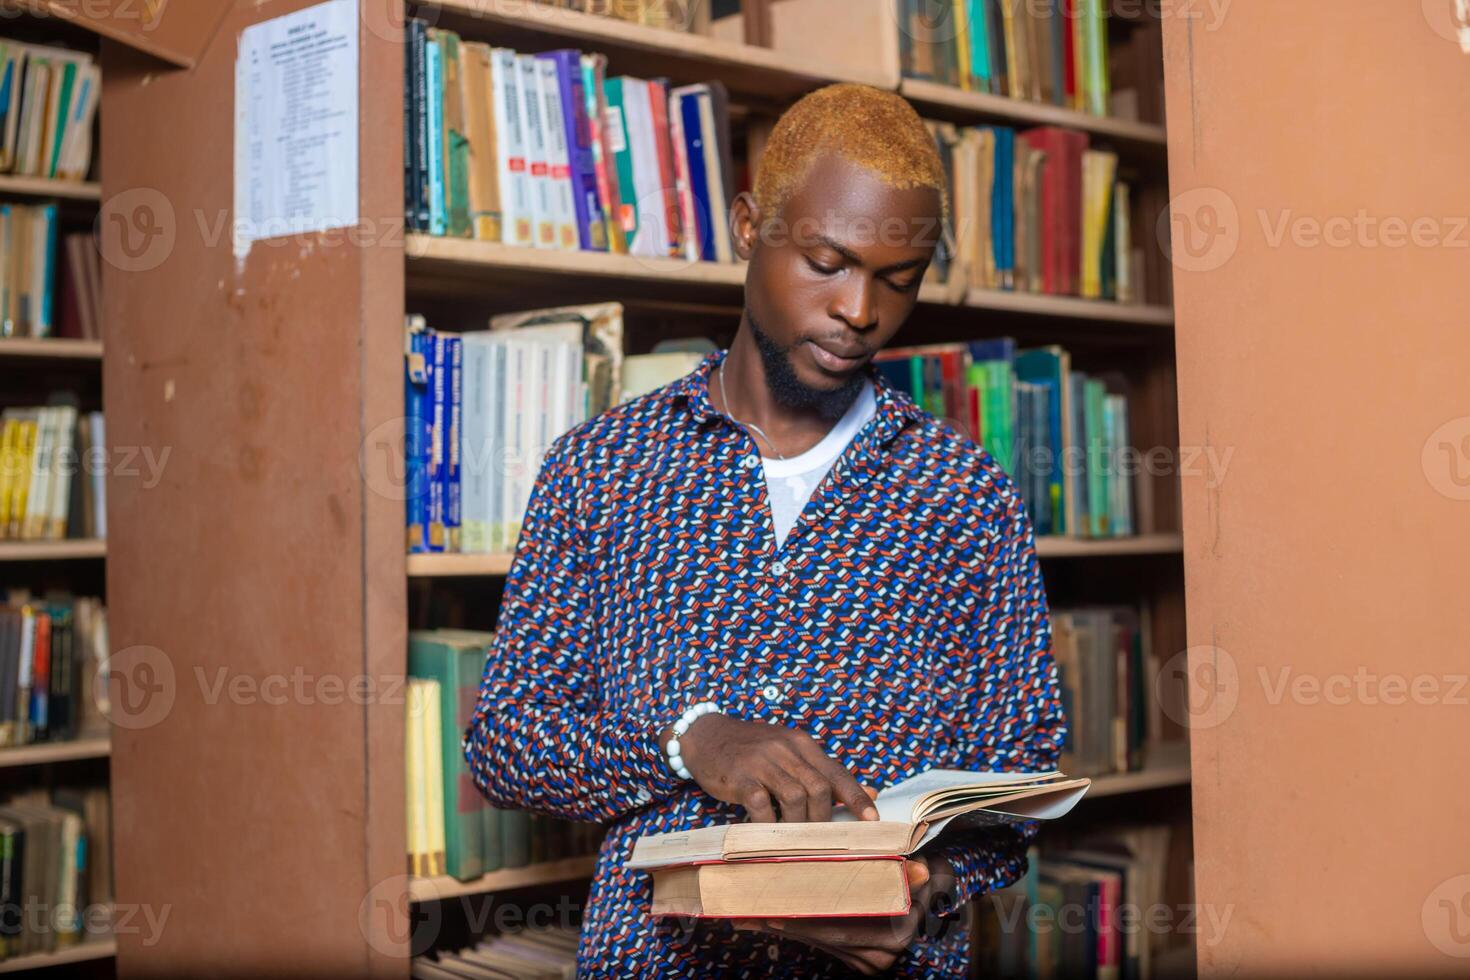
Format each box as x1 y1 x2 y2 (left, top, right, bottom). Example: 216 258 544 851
804 257 840 276
884 276 920 293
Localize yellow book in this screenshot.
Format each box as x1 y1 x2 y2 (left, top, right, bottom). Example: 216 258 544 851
460 42 502 243
953 0 973 92
0 417 18 538
1000 0 1022 101
8 414 36 539
1081 150 1118 299
406 679 429 876
1072 6 1087 111
421 677 447 878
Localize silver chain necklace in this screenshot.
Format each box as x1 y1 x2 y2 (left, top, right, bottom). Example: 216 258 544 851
718 362 788 461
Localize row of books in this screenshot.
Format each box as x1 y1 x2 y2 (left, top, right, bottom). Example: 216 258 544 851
934 123 1137 302
0 785 113 960
898 0 1113 117
0 594 106 748
978 828 1176 980
404 23 736 263
875 340 1134 539
404 304 622 555
0 41 99 182
414 925 580 980
408 630 602 881
0 406 105 542
1052 605 1151 778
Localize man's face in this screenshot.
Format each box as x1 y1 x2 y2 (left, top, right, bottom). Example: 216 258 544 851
734 152 942 399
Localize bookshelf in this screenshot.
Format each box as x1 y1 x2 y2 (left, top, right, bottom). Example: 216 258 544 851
0 936 115 974
0 175 102 202
0 337 104 360
0 736 110 769
0 540 107 562
104 0 1190 974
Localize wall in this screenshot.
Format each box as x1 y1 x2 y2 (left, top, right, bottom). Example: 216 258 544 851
1162 1 1470 975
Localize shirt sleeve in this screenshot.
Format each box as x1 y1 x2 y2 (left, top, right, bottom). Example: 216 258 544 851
928 489 1066 906
462 439 685 823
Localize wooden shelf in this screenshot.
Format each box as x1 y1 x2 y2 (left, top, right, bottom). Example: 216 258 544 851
1084 766 1192 799
408 552 514 578
1034 533 1183 558
407 235 1172 326
424 1 896 101
0 174 101 202
0 737 109 769
411 856 598 903
0 937 115 974
0 539 106 562
0 337 103 360
900 78 1168 156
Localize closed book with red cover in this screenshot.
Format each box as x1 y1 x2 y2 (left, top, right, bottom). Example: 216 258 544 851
649 855 910 919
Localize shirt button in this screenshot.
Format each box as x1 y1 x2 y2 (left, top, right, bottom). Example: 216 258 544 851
769 560 787 577
740 454 759 470
635 788 652 804
761 684 781 702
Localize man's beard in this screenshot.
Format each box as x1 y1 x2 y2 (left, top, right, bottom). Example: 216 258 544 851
747 309 867 423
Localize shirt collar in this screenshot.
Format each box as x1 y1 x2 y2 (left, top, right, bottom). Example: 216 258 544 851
665 348 924 444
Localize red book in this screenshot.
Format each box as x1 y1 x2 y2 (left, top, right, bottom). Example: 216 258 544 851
646 80 684 258
1021 126 1088 295
647 855 912 920
1063 0 1078 105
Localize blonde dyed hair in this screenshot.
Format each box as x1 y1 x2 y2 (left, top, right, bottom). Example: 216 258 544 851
753 84 947 219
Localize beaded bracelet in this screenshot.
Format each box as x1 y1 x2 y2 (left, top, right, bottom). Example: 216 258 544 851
664 701 719 781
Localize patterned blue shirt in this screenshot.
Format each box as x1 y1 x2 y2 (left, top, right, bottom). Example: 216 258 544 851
465 349 1066 977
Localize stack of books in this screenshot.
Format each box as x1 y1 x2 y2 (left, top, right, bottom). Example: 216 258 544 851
0 405 106 542
0 594 108 748
875 340 1133 539
629 770 1089 918
404 22 735 263
0 41 100 182
413 924 581 980
928 122 1138 303
1052 605 1161 777
0 785 112 961
977 826 1176 979
407 630 602 881
403 303 623 555
898 0 1114 117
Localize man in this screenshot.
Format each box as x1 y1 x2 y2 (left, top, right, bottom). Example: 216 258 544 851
465 83 1064 977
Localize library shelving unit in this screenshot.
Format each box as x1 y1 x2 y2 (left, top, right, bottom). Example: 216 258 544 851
103 0 1189 974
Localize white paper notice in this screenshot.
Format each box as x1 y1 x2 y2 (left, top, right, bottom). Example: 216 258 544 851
234 0 358 259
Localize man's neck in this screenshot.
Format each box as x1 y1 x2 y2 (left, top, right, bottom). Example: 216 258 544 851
715 328 862 459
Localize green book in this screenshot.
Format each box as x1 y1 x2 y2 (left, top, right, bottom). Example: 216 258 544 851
438 32 472 238
47 61 76 180
501 809 530 869
1084 378 1108 536
603 78 640 250
967 0 993 93
408 629 495 880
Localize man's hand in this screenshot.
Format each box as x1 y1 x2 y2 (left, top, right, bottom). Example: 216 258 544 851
666 714 879 823
733 857 957 975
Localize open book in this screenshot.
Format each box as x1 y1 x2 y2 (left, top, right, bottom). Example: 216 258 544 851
630 769 1090 871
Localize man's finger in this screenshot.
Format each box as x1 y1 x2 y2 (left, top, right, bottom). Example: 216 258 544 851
786 758 835 822
793 739 878 821
906 859 930 890
741 781 777 823
764 766 811 823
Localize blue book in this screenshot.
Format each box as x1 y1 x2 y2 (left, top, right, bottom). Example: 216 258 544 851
427 330 447 552
676 88 715 262
967 0 992 93
539 50 607 252
37 204 56 337
404 318 432 553
443 335 463 552
986 127 1016 285
425 34 447 236
1016 347 1068 535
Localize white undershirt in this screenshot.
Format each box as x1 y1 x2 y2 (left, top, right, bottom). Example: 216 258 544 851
761 380 877 548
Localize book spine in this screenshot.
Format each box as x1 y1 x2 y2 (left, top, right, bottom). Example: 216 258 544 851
546 50 607 252
583 54 625 254
444 336 462 553
517 55 554 249
491 48 532 247
428 331 447 552
404 20 421 230
404 321 432 553
425 34 447 236
37 204 55 338
534 56 579 251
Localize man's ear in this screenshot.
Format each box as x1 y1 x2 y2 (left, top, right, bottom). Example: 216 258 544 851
729 192 761 261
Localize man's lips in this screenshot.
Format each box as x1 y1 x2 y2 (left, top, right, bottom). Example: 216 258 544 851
805 339 869 372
